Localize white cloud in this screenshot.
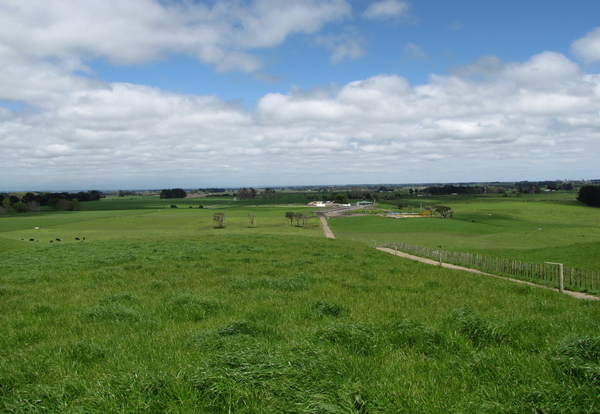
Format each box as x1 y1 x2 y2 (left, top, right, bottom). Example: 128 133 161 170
363 0 408 20
572 27 600 63
0 0 351 73
316 30 367 64
403 43 429 61
3 50 600 188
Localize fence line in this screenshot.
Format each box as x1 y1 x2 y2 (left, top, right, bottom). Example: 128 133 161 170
379 242 598 293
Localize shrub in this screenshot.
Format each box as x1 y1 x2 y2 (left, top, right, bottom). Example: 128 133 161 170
56 199 73 211
170 205 178 208
12 202 30 213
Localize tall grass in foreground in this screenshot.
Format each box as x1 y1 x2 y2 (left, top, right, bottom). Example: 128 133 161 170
1 234 600 412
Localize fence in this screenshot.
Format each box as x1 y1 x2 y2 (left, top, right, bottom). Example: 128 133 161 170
379 242 599 293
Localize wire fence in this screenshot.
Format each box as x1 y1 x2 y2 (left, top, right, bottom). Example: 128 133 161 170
379 242 599 293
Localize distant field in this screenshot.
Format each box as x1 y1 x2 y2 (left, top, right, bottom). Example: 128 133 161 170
330 195 600 271
0 205 321 250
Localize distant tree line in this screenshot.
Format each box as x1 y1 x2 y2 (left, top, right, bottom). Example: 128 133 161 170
0 190 101 213
0 190 101 207
199 188 226 193
159 188 187 199
577 185 600 207
425 185 485 195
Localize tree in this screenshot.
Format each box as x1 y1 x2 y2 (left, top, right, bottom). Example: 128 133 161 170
563 183 574 191
397 202 404 210
248 213 256 228
262 188 275 200
435 206 453 218
71 198 81 211
56 199 73 211
27 200 40 212
333 193 348 204
2 197 11 212
213 212 226 228
13 202 29 213
89 190 101 201
299 213 309 227
285 211 295 226
118 190 124 197
238 187 257 201
293 212 308 227
160 188 187 199
577 185 600 207
48 198 60 210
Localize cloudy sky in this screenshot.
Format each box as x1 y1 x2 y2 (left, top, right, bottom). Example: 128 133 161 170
1 0 599 191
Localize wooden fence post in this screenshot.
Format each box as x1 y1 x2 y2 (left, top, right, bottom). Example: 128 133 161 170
546 262 564 293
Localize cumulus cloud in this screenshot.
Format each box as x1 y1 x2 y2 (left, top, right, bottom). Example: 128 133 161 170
4 48 598 189
0 0 351 73
363 0 408 20
572 27 600 63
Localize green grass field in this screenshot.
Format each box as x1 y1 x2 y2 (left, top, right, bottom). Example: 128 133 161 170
2 195 600 412
331 195 600 271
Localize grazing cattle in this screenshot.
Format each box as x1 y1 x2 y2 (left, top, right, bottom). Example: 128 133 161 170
75 238 80 240
83 237 86 240
50 240 53 243
56 238 61 241
29 239 34 241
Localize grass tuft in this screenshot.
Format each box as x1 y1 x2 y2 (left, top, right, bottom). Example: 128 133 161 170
84 304 140 321
319 322 375 355
312 301 345 317
450 308 508 346
168 293 221 322
259 273 309 291
69 341 107 363
554 336 600 382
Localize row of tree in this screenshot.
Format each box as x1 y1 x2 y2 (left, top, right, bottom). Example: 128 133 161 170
159 188 187 199
285 212 310 227
577 185 600 207
0 190 101 206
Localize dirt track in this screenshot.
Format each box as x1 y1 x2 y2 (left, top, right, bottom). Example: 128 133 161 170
376 247 600 301
319 216 335 239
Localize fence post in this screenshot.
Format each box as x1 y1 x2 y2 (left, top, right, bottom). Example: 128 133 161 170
559 264 564 293
546 262 564 294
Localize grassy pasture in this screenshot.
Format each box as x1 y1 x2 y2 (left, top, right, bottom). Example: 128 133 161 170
0 206 321 250
330 196 600 271
2 232 600 412
2 193 600 412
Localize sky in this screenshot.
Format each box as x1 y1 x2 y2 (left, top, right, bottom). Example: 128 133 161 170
1 0 600 191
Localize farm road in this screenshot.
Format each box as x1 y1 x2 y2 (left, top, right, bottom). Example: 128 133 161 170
319 216 335 239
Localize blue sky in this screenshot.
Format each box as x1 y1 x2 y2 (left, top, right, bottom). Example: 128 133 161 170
1 0 599 190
